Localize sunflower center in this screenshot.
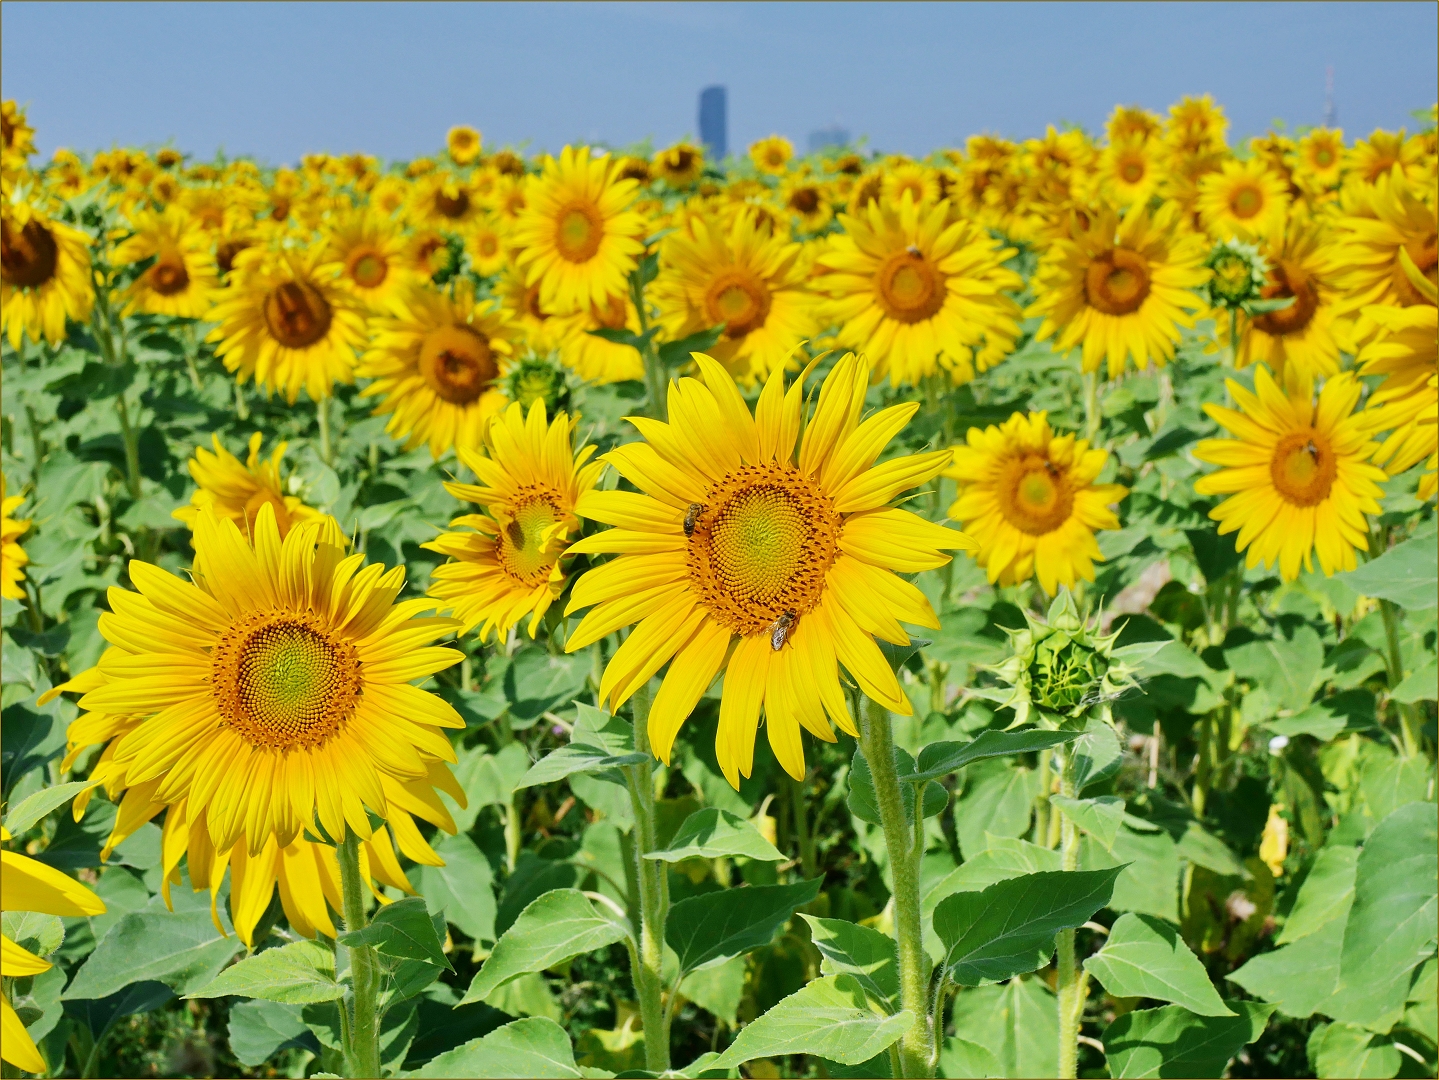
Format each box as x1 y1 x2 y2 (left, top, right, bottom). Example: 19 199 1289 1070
687 462 841 638
1253 261 1319 336
1394 233 1438 307
434 187 470 219
148 252 191 296
0 219 59 289
1230 184 1263 219
419 324 497 405
263 281 333 349
497 491 563 586
347 247 388 289
997 454 1076 536
704 269 773 338
789 187 821 214
1270 428 1336 507
1085 247 1151 316
212 610 362 752
875 249 946 324
555 201 604 263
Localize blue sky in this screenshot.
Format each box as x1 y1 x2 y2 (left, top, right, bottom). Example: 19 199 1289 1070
3 2 1435 165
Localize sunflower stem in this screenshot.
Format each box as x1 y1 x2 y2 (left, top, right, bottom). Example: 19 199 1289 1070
1056 744 1083 1080
336 831 381 1080
859 697 934 1078
623 679 671 1072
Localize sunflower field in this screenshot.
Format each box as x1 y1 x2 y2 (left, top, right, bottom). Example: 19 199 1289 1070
1 96 1436 1080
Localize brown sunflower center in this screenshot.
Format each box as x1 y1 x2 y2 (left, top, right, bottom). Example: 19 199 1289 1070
1085 247 1151 316
1 218 59 289
212 610 362 751
704 269 773 338
875 248 946 324
789 187 821 214
1394 233 1438 307
996 453 1076 536
263 281 333 349
434 187 470 219
555 201 604 263
1253 260 1319 336
497 490 563 586
687 462 841 637
346 246 388 289
147 252 191 296
1230 183 1263 219
419 324 497 405
1270 428 1335 507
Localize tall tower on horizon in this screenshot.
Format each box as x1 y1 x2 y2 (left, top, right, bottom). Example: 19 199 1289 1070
699 86 727 161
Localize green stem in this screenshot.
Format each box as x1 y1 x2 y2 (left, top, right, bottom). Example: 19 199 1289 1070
1056 746 1082 1080
623 679 671 1072
789 772 818 881
336 831 380 1080
860 697 934 1078
317 395 334 466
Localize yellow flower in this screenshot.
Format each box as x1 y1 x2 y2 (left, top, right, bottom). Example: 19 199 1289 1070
512 146 646 315
1025 203 1208 378
447 125 483 166
945 411 1126 594
816 195 1022 387
2 825 105 1073
564 352 972 786
1196 158 1290 241
654 142 705 187
750 135 794 175
325 209 413 312
207 247 368 403
172 433 319 539
358 280 515 458
112 207 218 320
1194 367 1387 581
1 199 94 350
655 209 818 386
425 401 603 642
1 475 29 601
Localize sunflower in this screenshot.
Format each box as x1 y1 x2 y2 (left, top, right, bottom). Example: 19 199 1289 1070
512 146 645 315
325 209 412 312
466 214 509 277
207 248 367 403
750 135 794 176
1026 202 1208 378
172 433 319 538
1294 128 1347 194
1348 129 1425 187
447 125 483 166
1 475 29 601
553 292 646 383
1 199 94 350
655 209 818 385
2 825 105 1074
654 142 705 187
816 196 1022 387
1333 169 1438 316
1098 137 1161 207
778 173 834 233
945 411 1126 594
1194 368 1387 581
1196 158 1290 240
1221 211 1350 391
425 401 602 642
111 207 218 319
40 505 466 870
358 279 515 458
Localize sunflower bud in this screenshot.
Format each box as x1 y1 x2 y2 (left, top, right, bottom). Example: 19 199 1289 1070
1204 237 1268 311
504 353 570 418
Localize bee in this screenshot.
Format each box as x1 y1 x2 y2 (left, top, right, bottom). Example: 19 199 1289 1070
683 502 704 537
770 609 797 652
506 519 525 547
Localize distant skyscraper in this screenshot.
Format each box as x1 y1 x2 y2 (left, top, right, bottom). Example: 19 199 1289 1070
699 86 727 161
808 126 850 153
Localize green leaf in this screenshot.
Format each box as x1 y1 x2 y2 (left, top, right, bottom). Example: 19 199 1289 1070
338 896 450 970
414 1016 587 1078
800 915 900 1013
1084 913 1232 1016
946 976 1056 1078
645 807 783 863
933 866 1124 986
1337 529 1439 610
706 975 914 1072
1 780 96 835
1275 846 1357 945
227 1000 320 1068
1338 801 1438 1027
187 938 345 1004
1309 1022 1402 1079
909 728 1079 783
62 909 242 1000
846 746 947 826
1102 1000 1276 1078
1052 795 1126 851
1225 627 1324 712
667 878 822 975
461 889 627 1005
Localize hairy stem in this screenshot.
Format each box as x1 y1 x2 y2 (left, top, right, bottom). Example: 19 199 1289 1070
1056 747 1082 1079
336 831 380 1080
860 697 934 1078
623 679 671 1072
